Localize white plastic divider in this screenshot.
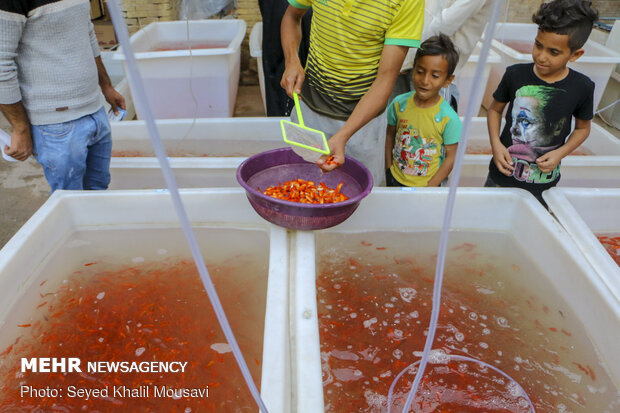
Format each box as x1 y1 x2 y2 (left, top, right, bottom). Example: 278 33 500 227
110 117 285 157
290 231 324 412
0 189 290 412
543 188 620 301
291 188 620 411
249 22 266 114
262 226 291 413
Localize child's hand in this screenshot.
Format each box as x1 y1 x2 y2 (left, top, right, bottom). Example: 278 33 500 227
491 144 514 176
536 150 562 173
316 133 346 172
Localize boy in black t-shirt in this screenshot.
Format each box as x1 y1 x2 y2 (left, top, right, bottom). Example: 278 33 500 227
485 0 598 206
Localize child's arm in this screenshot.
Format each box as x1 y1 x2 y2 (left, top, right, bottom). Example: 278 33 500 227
427 143 457 187
385 124 396 170
487 99 514 176
536 118 591 173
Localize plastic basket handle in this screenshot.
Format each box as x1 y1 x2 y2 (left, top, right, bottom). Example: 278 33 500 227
293 92 304 126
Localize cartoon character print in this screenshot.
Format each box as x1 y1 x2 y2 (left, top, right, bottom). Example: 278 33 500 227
394 125 437 176
507 85 564 183
408 143 435 176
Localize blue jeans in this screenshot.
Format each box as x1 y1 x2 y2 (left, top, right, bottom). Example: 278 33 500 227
32 107 112 192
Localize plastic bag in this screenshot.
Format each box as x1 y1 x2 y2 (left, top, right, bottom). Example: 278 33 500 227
180 0 234 19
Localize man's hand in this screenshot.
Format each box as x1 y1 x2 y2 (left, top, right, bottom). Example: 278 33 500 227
316 133 347 172
280 5 307 97
491 143 514 176
0 102 33 161
5 128 33 161
280 61 305 98
101 85 126 115
536 149 562 173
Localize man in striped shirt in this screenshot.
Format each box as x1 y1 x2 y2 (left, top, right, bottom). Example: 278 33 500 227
0 0 124 192
281 0 424 184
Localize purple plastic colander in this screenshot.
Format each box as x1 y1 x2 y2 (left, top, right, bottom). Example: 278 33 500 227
236 147 373 230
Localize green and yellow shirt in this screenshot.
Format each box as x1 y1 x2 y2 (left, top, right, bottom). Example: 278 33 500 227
289 0 424 119
388 92 462 187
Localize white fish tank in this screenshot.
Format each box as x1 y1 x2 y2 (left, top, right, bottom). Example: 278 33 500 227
108 118 620 190
291 188 620 412
0 189 290 412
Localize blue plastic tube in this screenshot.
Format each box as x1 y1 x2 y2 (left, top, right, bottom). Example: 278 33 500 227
106 2 269 412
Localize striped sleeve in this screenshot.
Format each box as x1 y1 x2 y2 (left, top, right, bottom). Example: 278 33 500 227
385 0 424 48
0 9 26 104
288 0 312 9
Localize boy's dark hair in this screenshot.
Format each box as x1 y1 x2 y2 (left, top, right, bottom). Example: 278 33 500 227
414 34 459 77
532 0 599 51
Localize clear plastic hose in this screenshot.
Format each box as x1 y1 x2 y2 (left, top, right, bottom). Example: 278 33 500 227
387 1 535 412
106 2 269 412
388 354 535 412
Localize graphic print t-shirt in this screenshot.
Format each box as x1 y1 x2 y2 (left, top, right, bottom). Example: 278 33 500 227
488 63 594 190
387 92 461 187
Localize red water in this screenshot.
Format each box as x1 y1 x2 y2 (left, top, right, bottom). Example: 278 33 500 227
0 259 264 412
596 234 620 266
317 239 609 412
502 41 534 54
149 41 230 52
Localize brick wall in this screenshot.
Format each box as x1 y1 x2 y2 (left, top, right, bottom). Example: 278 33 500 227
236 0 261 70
113 0 257 70
117 0 181 34
111 1 616 72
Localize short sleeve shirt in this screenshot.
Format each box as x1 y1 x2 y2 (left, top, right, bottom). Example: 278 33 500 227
387 92 462 187
488 63 595 190
289 0 424 120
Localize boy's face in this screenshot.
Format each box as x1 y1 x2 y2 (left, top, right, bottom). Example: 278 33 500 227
412 55 454 103
532 30 584 78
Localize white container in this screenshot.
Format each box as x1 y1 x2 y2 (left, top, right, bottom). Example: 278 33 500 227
108 117 620 190
543 188 620 300
598 21 620 129
109 117 285 189
101 50 125 86
454 43 501 116
455 119 620 188
291 188 620 412
114 20 246 119
482 23 620 111
0 189 290 412
599 71 620 130
250 22 267 114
